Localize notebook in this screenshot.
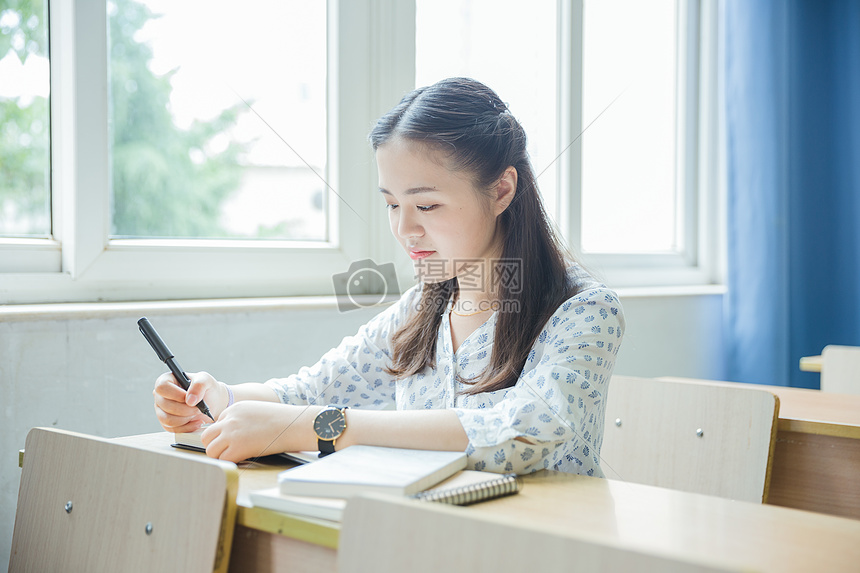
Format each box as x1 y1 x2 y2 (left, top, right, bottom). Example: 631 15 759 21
249 489 346 522
250 470 521 521
172 428 319 465
277 445 467 498
411 471 521 505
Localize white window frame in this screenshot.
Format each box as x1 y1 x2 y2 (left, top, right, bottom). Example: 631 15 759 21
0 0 416 304
558 0 722 288
1 0 719 304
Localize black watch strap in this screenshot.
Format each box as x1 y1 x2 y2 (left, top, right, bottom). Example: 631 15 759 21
318 437 336 456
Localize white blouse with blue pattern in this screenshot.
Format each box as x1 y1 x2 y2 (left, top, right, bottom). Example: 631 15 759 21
265 265 624 477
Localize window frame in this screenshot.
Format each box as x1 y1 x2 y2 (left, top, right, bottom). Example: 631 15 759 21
559 0 722 288
1 0 419 304
0 0 720 304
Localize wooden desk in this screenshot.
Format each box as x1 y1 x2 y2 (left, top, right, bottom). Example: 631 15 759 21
22 431 860 572
662 377 860 519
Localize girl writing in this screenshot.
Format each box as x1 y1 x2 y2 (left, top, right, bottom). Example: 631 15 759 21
153 77 624 476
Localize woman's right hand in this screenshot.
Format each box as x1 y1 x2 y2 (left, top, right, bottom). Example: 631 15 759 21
153 371 228 433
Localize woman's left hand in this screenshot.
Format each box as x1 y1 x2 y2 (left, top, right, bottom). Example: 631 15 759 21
201 401 314 462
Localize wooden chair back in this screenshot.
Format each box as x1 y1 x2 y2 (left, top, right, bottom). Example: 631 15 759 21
600 375 779 502
821 345 860 395
339 493 742 573
9 427 238 573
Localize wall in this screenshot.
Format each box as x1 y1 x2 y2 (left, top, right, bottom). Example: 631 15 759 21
0 291 725 566
616 290 727 381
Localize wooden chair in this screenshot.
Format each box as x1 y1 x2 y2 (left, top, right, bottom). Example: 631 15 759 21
600 375 779 502
9 427 239 573
821 345 860 395
339 492 742 573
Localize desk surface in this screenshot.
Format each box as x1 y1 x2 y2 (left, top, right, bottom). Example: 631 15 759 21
111 432 860 573
771 384 860 437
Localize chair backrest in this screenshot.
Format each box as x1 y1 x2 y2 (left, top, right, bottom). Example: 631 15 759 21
9 427 238 573
821 345 860 395
600 376 779 502
339 494 742 573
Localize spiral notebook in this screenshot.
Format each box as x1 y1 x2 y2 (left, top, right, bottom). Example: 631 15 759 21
411 471 521 506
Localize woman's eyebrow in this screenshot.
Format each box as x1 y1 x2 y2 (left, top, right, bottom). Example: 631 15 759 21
378 186 441 196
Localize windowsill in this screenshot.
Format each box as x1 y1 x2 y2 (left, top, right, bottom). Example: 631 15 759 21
614 284 727 299
0 285 726 322
0 294 400 322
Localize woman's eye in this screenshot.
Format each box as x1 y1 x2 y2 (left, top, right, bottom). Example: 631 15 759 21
385 204 399 210
417 205 439 212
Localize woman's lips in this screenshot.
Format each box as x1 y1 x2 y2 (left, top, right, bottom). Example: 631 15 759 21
408 249 435 260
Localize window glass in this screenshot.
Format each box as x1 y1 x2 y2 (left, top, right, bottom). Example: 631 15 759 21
581 0 678 254
108 0 327 240
0 0 51 238
415 0 558 219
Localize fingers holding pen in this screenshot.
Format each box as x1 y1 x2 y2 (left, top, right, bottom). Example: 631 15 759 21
153 371 210 431
153 400 207 433
153 394 207 432
183 371 217 408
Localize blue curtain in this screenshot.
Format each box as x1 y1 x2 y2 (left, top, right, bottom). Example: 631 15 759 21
723 0 860 388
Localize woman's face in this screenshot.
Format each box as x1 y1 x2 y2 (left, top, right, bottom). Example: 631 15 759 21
376 137 511 284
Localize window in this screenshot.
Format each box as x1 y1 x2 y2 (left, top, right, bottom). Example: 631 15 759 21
567 0 721 286
415 0 558 217
1 0 385 303
108 0 327 241
0 0 56 278
0 0 50 240
416 0 721 287
1 0 719 304
580 0 679 254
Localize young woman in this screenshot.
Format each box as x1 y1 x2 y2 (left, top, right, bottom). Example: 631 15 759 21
153 78 624 476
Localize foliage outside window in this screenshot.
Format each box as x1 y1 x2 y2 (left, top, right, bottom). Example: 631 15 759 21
0 0 50 238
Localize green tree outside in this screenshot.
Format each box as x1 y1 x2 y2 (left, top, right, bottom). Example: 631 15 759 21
0 0 50 236
0 0 246 238
109 0 245 237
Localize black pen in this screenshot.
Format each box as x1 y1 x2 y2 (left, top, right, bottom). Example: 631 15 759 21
138 317 215 422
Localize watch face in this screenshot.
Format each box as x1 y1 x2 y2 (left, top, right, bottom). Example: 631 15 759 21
314 408 346 441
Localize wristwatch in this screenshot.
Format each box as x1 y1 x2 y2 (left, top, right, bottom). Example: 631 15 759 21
313 406 348 457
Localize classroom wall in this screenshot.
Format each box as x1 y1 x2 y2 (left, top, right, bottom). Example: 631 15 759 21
0 291 724 566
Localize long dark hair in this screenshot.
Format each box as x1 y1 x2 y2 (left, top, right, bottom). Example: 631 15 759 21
369 78 577 394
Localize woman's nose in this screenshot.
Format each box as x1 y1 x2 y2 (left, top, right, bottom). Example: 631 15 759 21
396 209 423 239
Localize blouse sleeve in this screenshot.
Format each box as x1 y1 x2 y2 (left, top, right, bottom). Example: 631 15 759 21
452 287 625 476
264 287 420 409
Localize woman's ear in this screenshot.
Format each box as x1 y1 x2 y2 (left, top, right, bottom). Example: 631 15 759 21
494 166 518 216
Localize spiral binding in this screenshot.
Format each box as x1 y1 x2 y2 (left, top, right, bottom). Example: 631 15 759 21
411 473 521 506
